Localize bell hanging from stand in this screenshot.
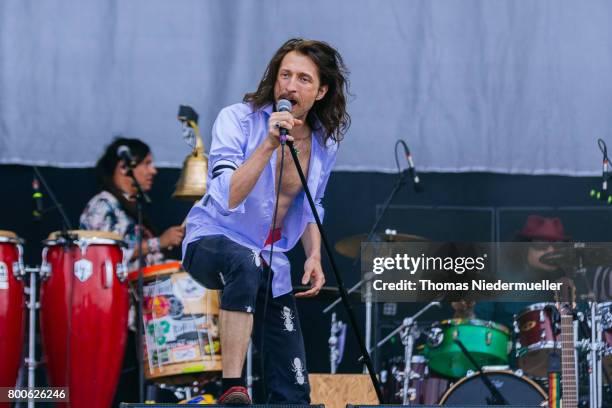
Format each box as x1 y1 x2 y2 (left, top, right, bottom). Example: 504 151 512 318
173 105 208 201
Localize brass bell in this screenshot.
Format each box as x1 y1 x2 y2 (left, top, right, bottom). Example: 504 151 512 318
173 105 208 201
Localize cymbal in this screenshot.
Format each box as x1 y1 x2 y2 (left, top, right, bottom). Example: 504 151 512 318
540 244 612 268
335 232 428 259
293 286 362 302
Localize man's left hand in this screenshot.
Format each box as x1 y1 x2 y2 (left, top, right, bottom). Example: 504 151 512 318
295 257 325 298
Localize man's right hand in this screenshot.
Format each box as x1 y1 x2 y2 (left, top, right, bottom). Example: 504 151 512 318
267 111 302 147
160 225 185 249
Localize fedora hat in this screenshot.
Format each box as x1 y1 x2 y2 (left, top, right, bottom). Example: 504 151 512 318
517 215 570 242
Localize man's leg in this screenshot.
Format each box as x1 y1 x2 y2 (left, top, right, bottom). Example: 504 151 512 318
220 309 253 378
253 268 310 404
183 235 261 402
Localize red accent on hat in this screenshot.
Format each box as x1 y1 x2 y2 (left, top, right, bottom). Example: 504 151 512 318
518 215 570 241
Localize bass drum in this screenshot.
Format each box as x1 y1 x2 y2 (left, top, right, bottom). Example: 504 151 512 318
439 370 547 406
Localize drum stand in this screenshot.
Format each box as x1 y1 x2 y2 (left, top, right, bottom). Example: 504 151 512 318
376 300 440 405
587 301 604 408
577 265 606 408
328 312 346 374
23 266 40 408
157 382 198 401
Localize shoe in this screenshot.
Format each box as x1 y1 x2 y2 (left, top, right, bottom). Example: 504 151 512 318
218 386 251 405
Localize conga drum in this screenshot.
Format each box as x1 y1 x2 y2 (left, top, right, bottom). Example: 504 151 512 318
128 261 221 384
40 230 129 408
0 231 25 408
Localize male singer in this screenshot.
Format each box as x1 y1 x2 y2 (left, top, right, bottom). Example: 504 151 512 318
182 38 350 404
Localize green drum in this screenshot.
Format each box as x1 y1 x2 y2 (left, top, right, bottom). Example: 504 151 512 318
425 319 511 378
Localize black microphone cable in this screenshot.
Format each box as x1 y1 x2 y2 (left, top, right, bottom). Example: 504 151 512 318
259 138 287 401
590 138 611 203
395 139 424 192
394 140 405 175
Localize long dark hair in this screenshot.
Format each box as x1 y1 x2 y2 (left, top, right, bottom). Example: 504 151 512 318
95 137 156 232
243 38 351 144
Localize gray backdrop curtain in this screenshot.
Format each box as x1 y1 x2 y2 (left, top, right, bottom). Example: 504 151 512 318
1 0 610 175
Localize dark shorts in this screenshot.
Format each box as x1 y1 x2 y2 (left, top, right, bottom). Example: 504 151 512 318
182 235 310 404
183 234 262 313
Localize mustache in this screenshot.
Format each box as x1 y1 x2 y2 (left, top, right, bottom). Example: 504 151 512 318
278 93 297 101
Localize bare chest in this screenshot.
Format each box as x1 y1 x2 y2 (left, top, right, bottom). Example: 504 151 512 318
274 139 311 199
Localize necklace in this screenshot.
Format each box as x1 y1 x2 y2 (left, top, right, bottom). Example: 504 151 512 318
292 138 310 157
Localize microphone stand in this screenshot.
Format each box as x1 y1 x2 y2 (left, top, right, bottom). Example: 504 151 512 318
323 163 410 370
124 165 151 403
453 339 509 405
33 166 73 231
285 140 382 401
376 301 441 405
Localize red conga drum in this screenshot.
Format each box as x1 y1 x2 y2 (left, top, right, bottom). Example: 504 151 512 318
40 230 129 408
0 230 25 408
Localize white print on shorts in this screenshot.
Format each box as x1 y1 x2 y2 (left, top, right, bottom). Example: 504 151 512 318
281 306 295 332
252 250 261 267
291 357 305 385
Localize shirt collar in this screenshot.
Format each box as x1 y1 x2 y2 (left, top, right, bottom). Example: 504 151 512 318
262 103 274 117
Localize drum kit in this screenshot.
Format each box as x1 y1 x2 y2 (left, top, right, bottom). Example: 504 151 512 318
0 229 222 408
374 310 553 406
326 231 612 407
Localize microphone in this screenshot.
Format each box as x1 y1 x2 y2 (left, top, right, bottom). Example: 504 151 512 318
604 158 609 194
32 175 43 220
401 142 424 192
117 145 137 168
276 99 292 145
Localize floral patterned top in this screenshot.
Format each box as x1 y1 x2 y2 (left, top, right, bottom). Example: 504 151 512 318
79 190 163 269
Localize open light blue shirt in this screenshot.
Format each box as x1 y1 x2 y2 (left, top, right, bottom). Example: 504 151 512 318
182 102 338 298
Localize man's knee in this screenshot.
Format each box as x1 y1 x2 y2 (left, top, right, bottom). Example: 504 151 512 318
219 246 262 313
183 237 224 289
